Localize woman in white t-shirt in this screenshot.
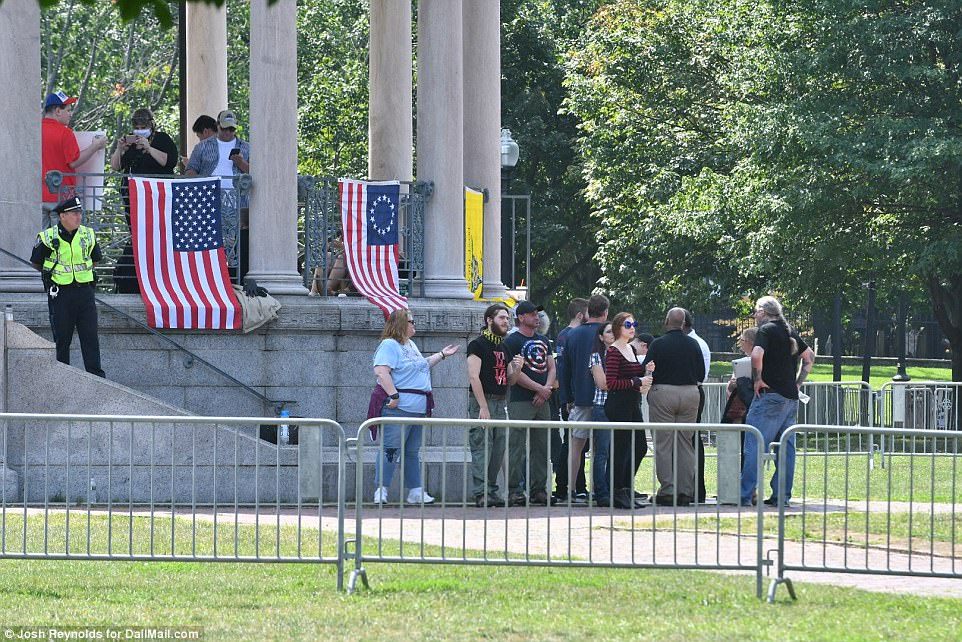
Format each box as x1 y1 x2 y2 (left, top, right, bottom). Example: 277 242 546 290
372 309 459 505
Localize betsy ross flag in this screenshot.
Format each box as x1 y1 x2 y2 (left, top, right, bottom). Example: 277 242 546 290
338 179 408 316
128 176 241 330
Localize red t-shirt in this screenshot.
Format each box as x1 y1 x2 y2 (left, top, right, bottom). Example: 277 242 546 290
41 117 80 202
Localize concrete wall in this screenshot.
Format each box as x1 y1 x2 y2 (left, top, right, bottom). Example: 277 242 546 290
1 294 486 504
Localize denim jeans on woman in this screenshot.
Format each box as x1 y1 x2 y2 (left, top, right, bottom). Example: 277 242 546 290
374 405 425 491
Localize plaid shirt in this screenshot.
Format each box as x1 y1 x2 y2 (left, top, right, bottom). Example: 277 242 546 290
590 352 607 406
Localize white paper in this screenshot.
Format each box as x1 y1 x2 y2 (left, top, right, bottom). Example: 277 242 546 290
73 131 107 212
798 392 810 404
732 356 751 379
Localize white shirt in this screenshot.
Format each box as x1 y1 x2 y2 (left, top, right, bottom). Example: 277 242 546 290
214 138 237 188
688 329 711 383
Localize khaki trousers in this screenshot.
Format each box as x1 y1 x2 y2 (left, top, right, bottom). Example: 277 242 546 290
648 384 700 498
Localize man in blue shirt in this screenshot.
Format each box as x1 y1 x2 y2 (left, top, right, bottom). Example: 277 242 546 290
559 294 611 504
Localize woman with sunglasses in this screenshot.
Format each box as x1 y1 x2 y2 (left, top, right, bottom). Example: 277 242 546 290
371 309 459 505
604 312 653 509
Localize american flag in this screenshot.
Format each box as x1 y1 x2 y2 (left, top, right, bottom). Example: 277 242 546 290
338 179 408 316
128 177 241 330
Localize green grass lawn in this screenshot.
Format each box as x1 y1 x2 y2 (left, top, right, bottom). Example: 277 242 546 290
618 448 962 504
0 514 960 640
651 511 961 557
709 362 953 389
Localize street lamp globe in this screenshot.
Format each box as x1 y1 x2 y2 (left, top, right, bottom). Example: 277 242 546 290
500 128 520 169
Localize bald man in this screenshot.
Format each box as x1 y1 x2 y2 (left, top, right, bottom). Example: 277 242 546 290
641 308 706 506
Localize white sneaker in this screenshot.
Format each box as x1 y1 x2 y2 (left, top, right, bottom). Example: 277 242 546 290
372 486 388 504
406 487 435 505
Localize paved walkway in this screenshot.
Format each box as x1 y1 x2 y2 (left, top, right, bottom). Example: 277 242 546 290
18 500 962 599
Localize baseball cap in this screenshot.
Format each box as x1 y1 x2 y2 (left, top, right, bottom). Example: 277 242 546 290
44 91 77 110
217 110 238 128
54 197 82 215
514 301 538 316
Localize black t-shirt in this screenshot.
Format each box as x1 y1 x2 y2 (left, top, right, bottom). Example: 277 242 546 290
756 320 809 399
467 335 509 396
503 330 551 402
119 131 178 175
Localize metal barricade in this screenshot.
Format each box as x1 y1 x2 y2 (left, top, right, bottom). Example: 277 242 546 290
0 413 347 589
768 424 962 603
876 382 961 455
794 381 877 456
43 171 247 290
347 417 767 598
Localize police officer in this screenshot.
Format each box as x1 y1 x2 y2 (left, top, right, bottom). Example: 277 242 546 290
30 197 105 378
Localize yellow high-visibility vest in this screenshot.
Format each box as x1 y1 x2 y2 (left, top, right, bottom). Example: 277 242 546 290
38 225 96 285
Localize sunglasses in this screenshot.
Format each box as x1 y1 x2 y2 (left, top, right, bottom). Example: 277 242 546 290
407 319 416 326
623 321 638 329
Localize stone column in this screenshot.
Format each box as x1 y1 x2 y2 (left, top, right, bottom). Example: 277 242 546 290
0 1 42 292
417 0 471 298
369 0 412 182
246 0 305 294
185 1 228 156
462 0 506 300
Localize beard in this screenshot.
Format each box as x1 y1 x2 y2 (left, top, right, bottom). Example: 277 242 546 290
489 321 508 337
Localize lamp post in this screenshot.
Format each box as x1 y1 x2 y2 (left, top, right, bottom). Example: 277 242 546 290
500 128 519 193
500 129 520 292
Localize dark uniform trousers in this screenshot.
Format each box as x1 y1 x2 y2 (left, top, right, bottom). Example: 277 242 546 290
51 284 105 378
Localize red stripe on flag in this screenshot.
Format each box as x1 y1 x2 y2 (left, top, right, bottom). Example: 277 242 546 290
129 177 242 330
338 178 408 316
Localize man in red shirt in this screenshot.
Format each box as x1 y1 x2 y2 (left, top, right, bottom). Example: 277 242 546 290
41 91 106 222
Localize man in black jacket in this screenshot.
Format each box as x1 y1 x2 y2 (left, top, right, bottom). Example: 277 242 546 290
641 308 705 506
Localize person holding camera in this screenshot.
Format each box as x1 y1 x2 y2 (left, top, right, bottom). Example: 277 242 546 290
184 109 251 277
109 108 178 293
109 107 178 176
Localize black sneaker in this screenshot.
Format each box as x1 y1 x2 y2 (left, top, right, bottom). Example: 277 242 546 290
507 492 527 507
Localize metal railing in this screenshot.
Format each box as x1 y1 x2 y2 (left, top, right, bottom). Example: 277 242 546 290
768 424 962 602
699 381 875 455
0 413 346 589
43 171 248 291
347 417 767 597
0 263 288 415
298 177 429 298
2 405 960 600
501 194 531 293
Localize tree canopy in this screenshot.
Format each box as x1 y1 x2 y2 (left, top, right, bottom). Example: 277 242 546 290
565 0 962 378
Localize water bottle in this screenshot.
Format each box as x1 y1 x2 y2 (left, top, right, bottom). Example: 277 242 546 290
279 409 290 446
89 478 98 505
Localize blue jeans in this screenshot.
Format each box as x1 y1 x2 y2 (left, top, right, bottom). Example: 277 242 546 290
374 406 425 491
740 391 798 504
591 405 612 500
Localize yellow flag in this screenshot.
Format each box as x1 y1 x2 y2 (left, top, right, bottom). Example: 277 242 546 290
464 187 484 299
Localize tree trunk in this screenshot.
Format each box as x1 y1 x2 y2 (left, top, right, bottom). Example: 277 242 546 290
926 273 962 382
